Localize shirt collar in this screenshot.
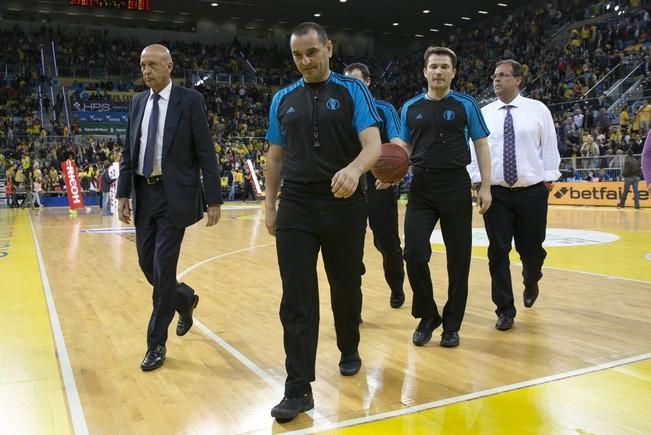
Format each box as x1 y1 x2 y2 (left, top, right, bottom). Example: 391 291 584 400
425 90 452 102
302 71 332 87
150 80 172 101
497 93 523 110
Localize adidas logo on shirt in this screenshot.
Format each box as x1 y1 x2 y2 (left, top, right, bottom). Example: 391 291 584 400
287 106 296 114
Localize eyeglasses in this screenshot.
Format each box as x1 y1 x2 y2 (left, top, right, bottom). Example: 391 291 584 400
491 72 516 79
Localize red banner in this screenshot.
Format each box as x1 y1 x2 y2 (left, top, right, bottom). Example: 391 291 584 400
61 160 84 210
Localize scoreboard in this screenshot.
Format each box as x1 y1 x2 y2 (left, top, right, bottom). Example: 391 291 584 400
69 0 150 11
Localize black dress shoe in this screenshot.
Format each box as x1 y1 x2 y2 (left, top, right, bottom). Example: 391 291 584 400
524 284 539 308
390 289 405 309
412 316 442 346
271 391 314 422
495 314 514 331
176 294 199 336
339 351 362 376
440 331 460 347
140 345 166 371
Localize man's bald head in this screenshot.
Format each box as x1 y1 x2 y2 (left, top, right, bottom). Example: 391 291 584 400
142 44 173 63
140 44 173 92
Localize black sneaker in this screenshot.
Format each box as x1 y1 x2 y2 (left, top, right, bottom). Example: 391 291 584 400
339 351 362 376
271 391 314 422
440 330 460 347
412 316 442 346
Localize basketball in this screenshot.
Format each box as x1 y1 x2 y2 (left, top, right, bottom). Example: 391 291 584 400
371 143 409 183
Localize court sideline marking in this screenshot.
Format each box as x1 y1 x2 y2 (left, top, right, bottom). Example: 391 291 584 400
282 352 651 434
28 213 90 435
178 243 335 427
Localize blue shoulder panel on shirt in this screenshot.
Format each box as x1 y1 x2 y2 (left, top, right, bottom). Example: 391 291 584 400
399 93 426 143
265 79 303 146
330 73 382 133
449 91 490 141
376 100 400 141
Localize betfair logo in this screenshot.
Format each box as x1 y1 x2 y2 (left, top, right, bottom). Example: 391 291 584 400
554 186 649 201
554 187 569 199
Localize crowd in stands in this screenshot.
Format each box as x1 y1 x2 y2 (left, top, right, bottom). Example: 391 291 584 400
2 0 651 203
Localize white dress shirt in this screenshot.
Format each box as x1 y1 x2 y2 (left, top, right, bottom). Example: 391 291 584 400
137 80 172 176
467 94 561 187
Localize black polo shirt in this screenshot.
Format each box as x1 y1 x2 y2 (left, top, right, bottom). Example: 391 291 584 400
266 72 381 182
399 91 490 169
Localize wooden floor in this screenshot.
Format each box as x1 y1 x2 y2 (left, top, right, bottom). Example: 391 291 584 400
1 202 650 434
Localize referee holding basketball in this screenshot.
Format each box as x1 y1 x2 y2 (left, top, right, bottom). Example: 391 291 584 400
344 62 406 309
264 22 382 422
386 47 492 348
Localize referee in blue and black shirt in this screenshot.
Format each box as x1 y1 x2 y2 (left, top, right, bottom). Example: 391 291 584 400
387 47 493 349
264 22 382 422
344 62 406 309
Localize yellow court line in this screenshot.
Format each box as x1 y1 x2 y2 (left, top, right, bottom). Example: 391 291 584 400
326 358 651 434
0 209 72 435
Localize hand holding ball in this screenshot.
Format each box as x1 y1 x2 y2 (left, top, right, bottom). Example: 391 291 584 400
371 143 409 183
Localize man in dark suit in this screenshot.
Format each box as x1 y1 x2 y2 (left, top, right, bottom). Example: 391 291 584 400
117 44 222 371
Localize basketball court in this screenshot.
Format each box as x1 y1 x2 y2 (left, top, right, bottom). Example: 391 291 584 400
1 202 650 434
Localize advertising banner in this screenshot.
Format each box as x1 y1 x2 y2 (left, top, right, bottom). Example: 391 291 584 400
245 159 264 197
74 112 128 123
61 160 84 210
72 98 129 112
549 181 650 207
108 162 120 213
79 122 127 135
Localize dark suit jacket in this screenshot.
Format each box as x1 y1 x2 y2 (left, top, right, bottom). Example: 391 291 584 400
117 85 222 229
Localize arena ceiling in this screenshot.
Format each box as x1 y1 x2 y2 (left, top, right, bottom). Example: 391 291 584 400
163 0 535 36
13 0 535 38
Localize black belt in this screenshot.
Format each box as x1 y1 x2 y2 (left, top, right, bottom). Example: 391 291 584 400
138 174 162 185
494 182 543 191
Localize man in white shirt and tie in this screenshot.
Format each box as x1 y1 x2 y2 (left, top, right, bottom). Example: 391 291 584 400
468 60 561 331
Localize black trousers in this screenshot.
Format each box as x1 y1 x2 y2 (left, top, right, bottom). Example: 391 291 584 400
366 173 405 294
404 168 472 332
275 181 366 397
483 183 549 317
134 176 195 350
